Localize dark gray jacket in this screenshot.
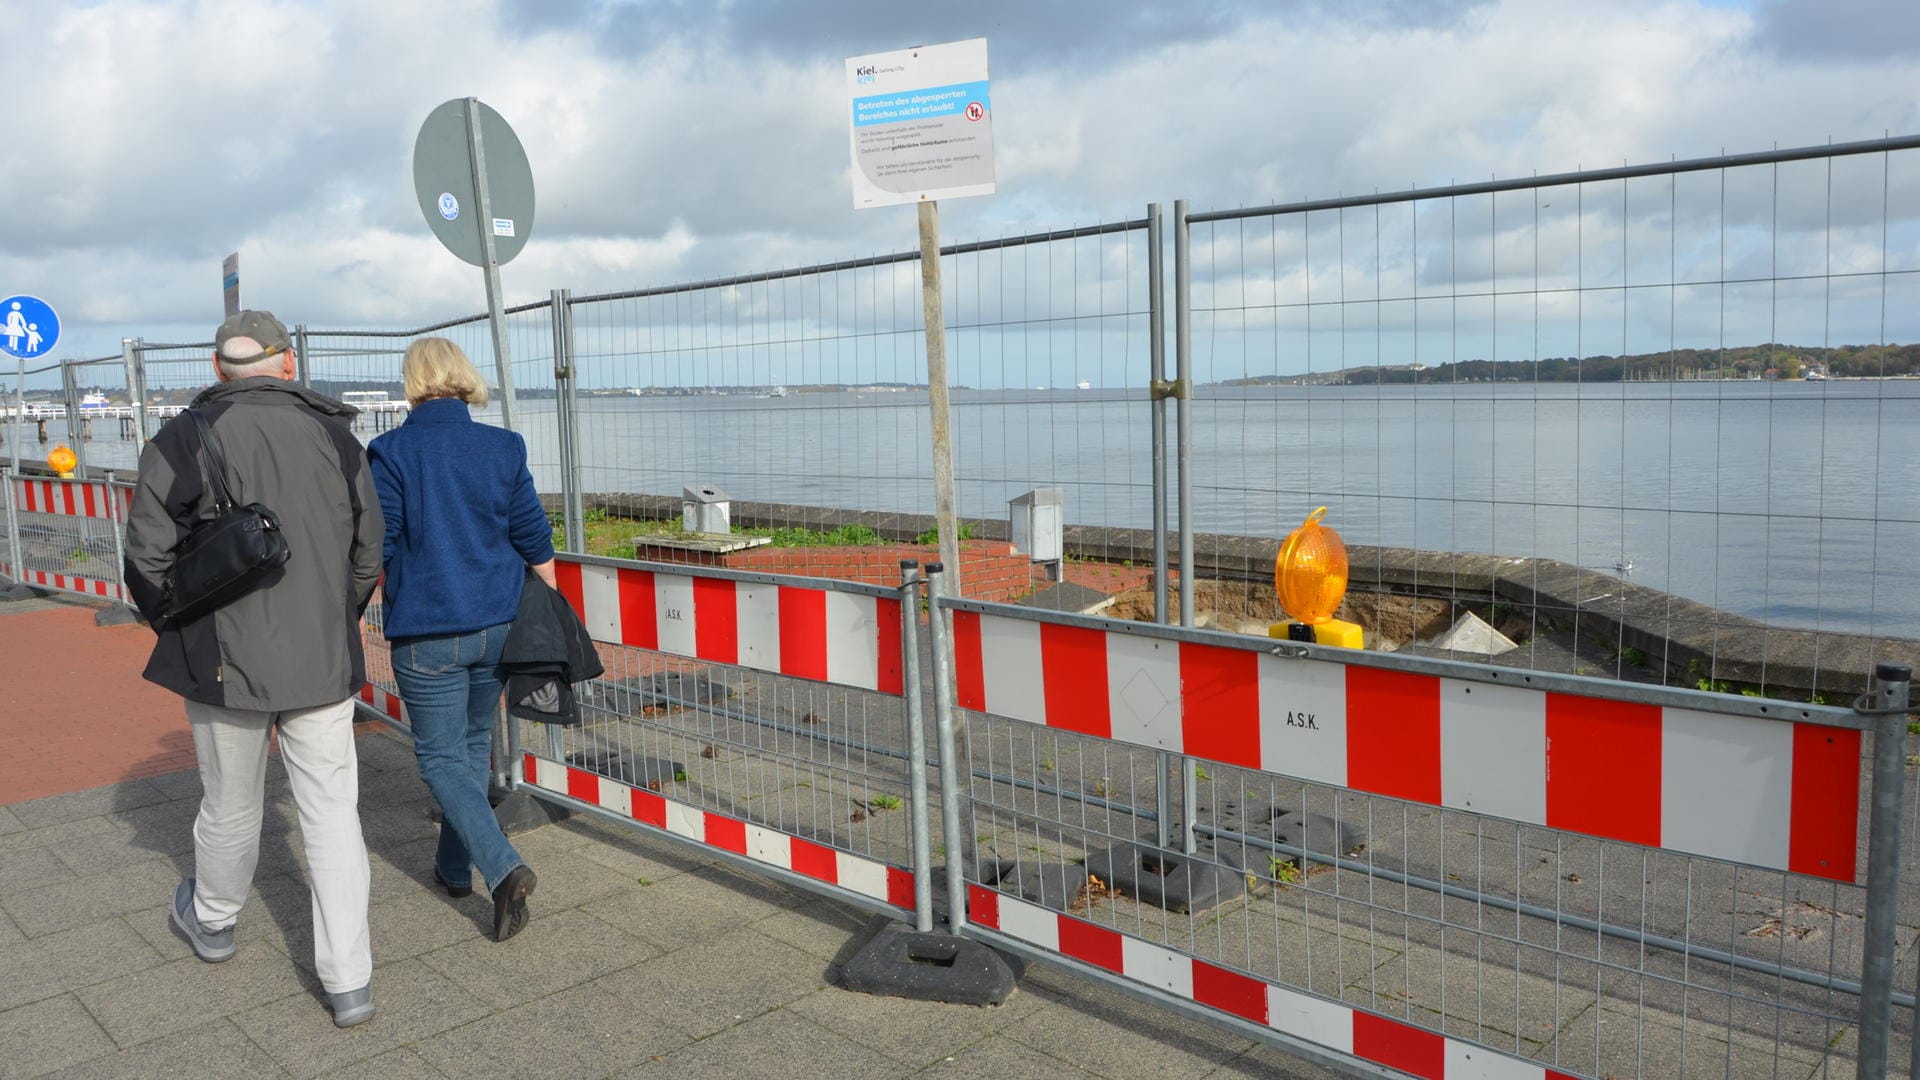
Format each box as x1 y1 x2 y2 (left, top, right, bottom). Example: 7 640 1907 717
124 378 383 710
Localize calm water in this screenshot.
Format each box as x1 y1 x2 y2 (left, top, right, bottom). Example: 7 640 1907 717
33 380 1920 638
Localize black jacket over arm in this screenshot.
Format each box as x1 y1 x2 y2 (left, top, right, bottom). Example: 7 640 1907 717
500 570 604 726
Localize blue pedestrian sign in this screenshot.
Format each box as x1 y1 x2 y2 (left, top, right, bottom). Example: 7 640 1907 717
0 295 58 359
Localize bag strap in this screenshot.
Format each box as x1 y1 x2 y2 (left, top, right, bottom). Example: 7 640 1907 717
186 408 237 512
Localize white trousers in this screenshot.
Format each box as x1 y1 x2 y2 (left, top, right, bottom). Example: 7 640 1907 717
185 696 372 993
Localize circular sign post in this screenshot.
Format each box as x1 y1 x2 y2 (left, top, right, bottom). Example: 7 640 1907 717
412 98 535 431
0 295 60 360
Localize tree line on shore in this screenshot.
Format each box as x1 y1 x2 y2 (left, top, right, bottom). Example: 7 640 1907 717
1224 342 1920 385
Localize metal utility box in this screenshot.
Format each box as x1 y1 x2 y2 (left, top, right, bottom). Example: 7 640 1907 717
1008 487 1064 570
682 484 730 534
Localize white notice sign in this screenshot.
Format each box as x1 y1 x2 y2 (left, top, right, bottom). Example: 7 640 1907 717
846 37 996 209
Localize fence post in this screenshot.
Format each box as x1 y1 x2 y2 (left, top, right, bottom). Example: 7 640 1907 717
59 360 86 477
898 561 934 933
104 473 131 610
4 470 20 586
1148 203 1172 848
550 291 585 554
1173 199 1201 854
1859 661 1913 1076
9 354 22 473
121 338 148 452
294 325 312 391
924 562 970 932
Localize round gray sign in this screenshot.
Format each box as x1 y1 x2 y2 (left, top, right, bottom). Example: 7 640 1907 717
413 98 535 267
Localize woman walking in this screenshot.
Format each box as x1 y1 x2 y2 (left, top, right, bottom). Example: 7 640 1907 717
369 338 554 942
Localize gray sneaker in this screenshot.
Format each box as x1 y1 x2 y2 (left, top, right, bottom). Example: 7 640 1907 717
169 878 235 962
328 985 375 1028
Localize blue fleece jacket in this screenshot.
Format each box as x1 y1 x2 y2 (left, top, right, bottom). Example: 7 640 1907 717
368 398 555 639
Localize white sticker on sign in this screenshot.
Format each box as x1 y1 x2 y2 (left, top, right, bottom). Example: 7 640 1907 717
437 192 460 220
492 218 515 237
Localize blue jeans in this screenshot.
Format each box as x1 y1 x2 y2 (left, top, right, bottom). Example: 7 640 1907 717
390 624 525 892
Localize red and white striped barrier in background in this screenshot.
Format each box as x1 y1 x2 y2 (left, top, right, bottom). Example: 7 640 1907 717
357 681 407 724
0 558 128 602
3 476 132 602
10 477 132 521
554 559 905 694
356 560 924 921
952 609 1861 881
522 753 916 912
974 887 1580 1080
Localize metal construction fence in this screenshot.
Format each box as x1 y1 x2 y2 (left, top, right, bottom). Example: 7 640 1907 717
381 552 1908 1079
3 133 1920 1075
931 580 1903 1079
2 134 1913 695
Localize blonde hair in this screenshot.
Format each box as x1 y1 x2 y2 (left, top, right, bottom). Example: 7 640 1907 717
401 337 490 407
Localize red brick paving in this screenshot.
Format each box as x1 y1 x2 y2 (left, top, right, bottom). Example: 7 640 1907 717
0 603 195 804
0 601 384 806
0 549 1164 807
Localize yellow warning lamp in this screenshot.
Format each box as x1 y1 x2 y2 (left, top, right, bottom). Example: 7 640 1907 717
47 445 77 479
1270 507 1364 649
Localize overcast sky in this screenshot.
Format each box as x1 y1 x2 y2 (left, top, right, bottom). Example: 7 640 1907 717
3 0 1917 365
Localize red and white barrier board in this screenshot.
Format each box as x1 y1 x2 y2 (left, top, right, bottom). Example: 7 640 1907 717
3 477 133 601
357 681 407 724
523 753 916 911
0 559 128 601
554 559 905 695
975 887 1582 1080
10 477 132 521
952 610 1861 881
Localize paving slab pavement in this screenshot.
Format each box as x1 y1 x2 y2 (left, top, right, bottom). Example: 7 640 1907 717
1 757 1355 1080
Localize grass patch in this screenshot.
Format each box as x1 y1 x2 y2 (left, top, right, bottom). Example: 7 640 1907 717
1266 855 1303 886
914 521 976 545
552 510 896 556
551 511 690 555
744 523 882 547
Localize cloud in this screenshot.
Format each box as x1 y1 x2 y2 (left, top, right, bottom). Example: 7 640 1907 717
1751 0 1920 59
2 0 1915 366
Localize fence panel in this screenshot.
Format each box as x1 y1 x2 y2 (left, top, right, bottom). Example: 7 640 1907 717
303 301 561 492
936 592 1896 1079
563 221 1156 593
0 356 131 474
1 473 130 602
354 553 930 919
1176 140 1920 702
133 343 216 465
525 555 924 914
2 360 63 473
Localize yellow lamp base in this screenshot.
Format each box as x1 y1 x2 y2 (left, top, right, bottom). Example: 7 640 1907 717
1269 619 1363 650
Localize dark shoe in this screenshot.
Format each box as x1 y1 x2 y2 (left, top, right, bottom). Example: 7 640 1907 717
433 867 474 899
491 865 536 943
328 985 375 1028
169 878 236 962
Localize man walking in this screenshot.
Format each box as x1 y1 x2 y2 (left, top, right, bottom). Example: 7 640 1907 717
124 311 384 1027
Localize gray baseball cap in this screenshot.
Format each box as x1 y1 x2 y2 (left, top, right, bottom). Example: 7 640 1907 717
214 310 292 362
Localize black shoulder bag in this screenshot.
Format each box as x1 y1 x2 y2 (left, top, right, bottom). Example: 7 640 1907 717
158 409 291 624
